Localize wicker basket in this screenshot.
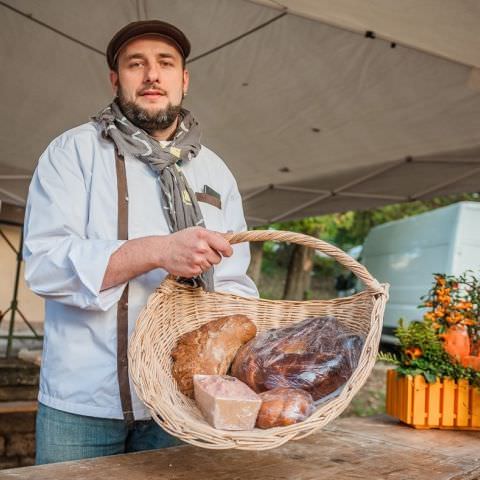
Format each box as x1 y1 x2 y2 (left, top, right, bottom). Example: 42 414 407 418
129 230 389 450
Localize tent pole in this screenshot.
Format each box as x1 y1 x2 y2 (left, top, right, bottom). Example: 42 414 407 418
5 227 23 357
0 225 43 357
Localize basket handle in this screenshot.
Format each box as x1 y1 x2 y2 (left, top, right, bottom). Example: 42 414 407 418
224 230 383 293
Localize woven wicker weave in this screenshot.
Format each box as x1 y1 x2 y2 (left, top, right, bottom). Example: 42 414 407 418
129 230 389 450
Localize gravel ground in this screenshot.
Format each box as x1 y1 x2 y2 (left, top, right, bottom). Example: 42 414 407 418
341 362 390 417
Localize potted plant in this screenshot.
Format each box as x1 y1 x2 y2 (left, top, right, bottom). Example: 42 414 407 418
380 272 480 429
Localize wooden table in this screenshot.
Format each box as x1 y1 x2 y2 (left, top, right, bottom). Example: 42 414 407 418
1 415 480 479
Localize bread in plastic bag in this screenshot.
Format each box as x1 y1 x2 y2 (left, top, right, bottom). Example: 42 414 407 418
231 316 364 400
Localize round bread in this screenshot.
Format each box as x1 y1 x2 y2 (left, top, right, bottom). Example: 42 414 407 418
171 314 257 397
256 388 314 429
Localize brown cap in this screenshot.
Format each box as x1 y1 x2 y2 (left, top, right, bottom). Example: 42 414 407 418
106 20 191 70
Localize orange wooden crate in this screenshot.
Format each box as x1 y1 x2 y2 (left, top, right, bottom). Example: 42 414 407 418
386 369 480 430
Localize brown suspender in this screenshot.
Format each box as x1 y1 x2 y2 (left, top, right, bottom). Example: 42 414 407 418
115 150 134 425
113 151 219 424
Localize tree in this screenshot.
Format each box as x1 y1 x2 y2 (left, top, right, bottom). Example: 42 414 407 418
333 193 480 249
257 193 480 300
272 218 332 300
247 241 264 285
282 242 314 299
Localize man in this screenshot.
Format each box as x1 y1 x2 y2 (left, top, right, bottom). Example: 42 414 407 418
23 20 257 464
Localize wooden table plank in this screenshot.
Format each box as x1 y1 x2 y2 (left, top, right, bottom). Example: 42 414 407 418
0 400 37 414
1 415 480 480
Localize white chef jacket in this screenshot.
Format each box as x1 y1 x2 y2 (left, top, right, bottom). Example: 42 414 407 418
23 121 258 420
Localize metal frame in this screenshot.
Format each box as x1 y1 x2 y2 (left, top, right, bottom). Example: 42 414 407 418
0 223 43 357
243 152 480 224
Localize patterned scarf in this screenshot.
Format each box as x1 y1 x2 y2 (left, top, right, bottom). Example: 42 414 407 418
93 100 214 291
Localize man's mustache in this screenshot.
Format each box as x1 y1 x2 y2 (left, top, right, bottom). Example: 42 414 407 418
138 85 167 95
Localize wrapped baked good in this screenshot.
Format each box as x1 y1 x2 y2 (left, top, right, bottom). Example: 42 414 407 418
231 316 364 400
256 387 314 429
172 314 256 397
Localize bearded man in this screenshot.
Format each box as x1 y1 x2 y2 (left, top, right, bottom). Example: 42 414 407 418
23 20 257 464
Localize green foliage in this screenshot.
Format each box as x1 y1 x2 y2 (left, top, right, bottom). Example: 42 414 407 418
377 351 400 366
269 212 355 247
261 241 291 276
312 257 336 277
259 193 480 251
256 194 480 306
341 193 480 248
380 319 480 386
345 389 386 417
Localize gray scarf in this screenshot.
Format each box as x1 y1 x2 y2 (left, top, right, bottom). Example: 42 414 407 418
93 101 214 291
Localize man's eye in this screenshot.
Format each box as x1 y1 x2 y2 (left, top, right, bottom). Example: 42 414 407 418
129 62 143 68
160 61 173 67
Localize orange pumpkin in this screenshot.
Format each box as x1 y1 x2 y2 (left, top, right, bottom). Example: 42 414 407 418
461 355 480 371
443 325 470 361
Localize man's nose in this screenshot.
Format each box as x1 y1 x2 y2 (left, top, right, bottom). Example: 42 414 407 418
144 63 161 84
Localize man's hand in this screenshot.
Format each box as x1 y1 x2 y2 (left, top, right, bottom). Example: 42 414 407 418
158 227 233 277
101 227 233 291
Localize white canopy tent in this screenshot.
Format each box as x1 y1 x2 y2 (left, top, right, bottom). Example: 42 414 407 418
1 0 480 225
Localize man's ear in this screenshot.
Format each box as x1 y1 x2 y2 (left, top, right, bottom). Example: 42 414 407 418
183 68 190 96
110 70 119 95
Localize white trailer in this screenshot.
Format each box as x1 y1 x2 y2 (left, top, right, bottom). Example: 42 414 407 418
360 201 480 343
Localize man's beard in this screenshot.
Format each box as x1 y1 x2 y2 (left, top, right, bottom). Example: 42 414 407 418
117 86 182 134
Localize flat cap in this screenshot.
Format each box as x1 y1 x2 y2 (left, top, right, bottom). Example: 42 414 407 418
106 20 191 69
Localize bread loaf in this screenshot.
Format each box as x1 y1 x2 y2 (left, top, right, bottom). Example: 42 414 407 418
231 316 364 400
172 314 257 397
256 387 314 429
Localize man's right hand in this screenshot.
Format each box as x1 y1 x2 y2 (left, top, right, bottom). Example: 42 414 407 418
158 227 233 277
101 227 233 291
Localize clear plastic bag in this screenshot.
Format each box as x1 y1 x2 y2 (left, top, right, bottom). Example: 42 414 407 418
231 316 364 400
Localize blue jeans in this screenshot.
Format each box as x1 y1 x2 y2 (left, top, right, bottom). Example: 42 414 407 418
35 403 183 464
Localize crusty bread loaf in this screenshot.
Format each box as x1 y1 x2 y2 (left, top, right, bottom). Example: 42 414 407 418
171 315 257 398
256 387 314 429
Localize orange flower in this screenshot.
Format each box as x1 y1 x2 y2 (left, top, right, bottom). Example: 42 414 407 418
456 302 473 311
405 346 422 360
440 296 451 306
446 312 463 324
424 312 435 322
439 287 451 295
